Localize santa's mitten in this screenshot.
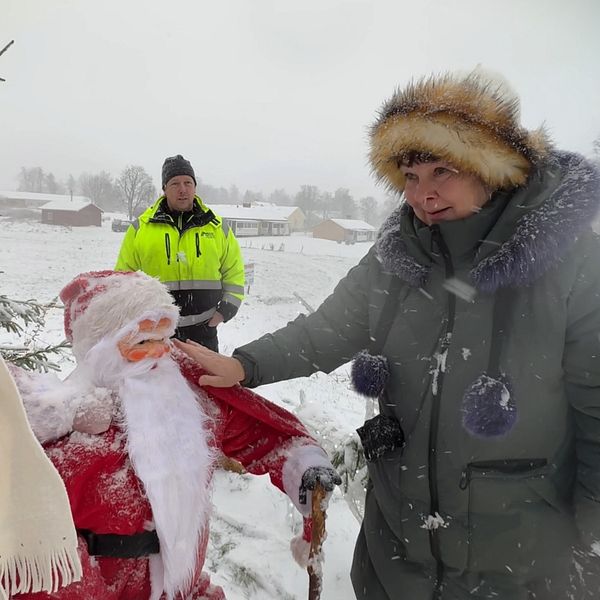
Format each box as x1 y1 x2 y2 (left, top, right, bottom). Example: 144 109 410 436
299 466 342 509
72 388 114 434
290 516 313 568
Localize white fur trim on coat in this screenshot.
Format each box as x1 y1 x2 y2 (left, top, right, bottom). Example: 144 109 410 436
290 534 311 569
282 442 332 517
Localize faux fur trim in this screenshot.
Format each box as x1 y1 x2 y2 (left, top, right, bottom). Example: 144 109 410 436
282 442 331 517
472 152 600 292
290 535 311 569
461 373 517 438
376 152 600 291
350 350 389 397
370 70 550 192
375 204 429 288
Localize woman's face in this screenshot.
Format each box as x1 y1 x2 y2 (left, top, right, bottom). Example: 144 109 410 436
400 160 489 226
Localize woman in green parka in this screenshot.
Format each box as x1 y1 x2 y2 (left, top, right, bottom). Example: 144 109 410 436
174 70 600 599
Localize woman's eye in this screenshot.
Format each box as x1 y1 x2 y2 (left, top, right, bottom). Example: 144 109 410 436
404 172 418 182
433 167 449 176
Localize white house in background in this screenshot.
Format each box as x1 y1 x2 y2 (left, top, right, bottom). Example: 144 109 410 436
0 190 92 209
312 218 376 244
214 204 305 237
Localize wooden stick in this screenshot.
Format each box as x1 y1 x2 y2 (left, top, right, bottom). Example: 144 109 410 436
307 482 327 600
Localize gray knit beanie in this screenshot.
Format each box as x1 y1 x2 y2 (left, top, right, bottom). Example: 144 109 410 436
161 154 196 189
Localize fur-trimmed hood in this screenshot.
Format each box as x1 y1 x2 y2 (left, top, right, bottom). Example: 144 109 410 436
375 151 600 293
370 70 551 192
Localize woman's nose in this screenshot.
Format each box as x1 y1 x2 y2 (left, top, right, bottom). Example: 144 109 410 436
416 182 438 206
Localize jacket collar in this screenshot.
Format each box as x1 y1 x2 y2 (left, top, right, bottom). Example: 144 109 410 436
147 196 219 230
375 151 600 292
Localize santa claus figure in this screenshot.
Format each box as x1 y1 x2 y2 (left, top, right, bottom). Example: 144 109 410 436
11 270 340 600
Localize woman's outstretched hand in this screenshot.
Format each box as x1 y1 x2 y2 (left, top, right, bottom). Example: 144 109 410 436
172 339 246 387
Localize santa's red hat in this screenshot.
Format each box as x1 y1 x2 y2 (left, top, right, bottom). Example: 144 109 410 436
59 270 179 360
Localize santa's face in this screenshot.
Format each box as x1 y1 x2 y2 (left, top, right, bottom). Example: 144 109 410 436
117 317 173 362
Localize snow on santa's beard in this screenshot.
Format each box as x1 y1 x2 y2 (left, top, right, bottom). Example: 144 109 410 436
79 332 216 600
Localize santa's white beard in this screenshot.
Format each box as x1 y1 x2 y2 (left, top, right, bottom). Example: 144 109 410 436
75 337 215 600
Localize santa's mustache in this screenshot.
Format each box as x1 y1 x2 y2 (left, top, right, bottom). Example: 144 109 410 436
75 333 172 391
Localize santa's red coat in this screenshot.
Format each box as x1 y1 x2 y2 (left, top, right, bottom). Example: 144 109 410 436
15 354 317 600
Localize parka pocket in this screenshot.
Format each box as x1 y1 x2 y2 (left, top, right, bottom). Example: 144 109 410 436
460 458 576 578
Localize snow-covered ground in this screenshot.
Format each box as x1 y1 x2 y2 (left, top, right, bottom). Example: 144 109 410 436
0 216 373 600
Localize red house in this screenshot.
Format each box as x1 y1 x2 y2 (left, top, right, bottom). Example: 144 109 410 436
41 198 102 227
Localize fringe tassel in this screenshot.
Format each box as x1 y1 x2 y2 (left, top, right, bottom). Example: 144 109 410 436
0 546 82 596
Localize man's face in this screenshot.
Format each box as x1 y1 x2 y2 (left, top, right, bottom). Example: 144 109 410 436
118 317 173 362
164 175 196 212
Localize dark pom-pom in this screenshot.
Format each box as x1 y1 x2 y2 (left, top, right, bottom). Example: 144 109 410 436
461 374 517 438
351 350 390 398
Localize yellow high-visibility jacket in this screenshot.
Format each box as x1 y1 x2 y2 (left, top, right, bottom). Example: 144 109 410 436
115 196 244 332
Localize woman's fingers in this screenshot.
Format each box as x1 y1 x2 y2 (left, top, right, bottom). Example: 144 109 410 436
172 339 245 387
172 338 208 360
198 374 230 387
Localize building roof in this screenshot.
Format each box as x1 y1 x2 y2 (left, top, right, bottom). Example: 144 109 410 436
329 219 375 231
214 204 300 222
0 191 93 206
42 199 100 212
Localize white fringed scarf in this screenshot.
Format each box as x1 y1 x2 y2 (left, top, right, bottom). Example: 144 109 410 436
0 357 82 599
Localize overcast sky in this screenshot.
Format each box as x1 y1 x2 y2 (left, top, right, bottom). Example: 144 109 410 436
2 0 599 202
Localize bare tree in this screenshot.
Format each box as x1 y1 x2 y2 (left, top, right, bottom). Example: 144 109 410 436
18 167 45 192
333 187 356 219
269 188 293 206
80 171 120 210
295 184 320 213
359 196 378 225
116 166 156 220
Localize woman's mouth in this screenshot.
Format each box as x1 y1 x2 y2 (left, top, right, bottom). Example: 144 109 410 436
427 207 451 221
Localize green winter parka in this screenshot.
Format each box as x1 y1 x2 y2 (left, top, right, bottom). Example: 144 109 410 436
233 151 600 599
115 196 244 345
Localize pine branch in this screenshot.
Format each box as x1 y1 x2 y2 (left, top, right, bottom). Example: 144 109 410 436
0 295 52 334
0 340 71 372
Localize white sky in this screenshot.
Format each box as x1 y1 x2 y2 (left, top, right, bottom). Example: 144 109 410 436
1 0 599 201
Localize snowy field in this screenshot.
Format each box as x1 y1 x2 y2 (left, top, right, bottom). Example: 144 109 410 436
0 214 374 600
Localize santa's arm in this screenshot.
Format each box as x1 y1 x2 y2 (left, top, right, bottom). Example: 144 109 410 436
8 364 113 443
218 402 337 516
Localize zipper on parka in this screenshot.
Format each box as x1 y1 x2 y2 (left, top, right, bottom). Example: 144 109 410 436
164 233 171 265
428 225 457 599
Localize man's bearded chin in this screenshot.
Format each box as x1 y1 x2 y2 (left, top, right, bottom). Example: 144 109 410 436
76 334 215 600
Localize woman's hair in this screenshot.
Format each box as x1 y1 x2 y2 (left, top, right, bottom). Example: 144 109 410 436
398 151 440 167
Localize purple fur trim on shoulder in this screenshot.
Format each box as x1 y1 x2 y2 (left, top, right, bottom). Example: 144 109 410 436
351 350 390 398
472 152 600 292
375 206 429 288
462 373 517 438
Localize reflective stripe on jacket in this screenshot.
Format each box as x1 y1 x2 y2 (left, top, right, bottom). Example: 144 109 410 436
115 196 244 323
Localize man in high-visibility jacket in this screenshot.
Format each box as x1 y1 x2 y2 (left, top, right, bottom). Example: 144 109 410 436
115 154 244 351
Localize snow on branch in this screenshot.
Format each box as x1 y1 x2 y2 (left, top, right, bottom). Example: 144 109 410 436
0 295 70 371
